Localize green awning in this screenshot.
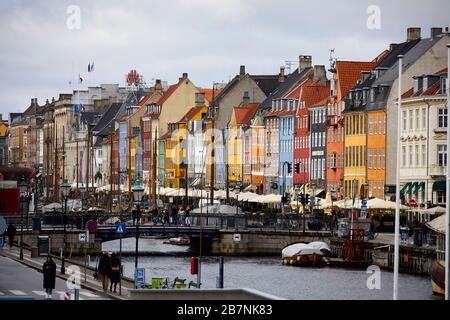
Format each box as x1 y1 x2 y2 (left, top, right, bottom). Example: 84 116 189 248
400 182 411 193
408 182 418 193
416 182 425 192
432 180 446 192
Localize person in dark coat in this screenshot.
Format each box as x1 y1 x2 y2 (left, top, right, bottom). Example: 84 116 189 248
42 256 56 299
7 224 16 248
98 252 112 292
109 253 121 293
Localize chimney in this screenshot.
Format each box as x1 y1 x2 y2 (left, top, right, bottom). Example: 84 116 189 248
242 91 250 107
195 92 205 107
155 79 163 91
239 65 246 77
313 65 327 85
389 43 398 51
278 67 286 83
0 114 2 122
431 27 443 38
182 73 188 80
299 55 312 73
407 27 421 42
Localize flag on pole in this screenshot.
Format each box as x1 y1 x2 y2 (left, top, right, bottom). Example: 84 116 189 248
79 74 84 84
88 62 95 73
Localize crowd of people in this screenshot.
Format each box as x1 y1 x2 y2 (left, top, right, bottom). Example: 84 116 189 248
151 204 192 226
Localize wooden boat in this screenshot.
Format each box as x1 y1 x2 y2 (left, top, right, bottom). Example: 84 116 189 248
281 242 331 268
431 260 445 296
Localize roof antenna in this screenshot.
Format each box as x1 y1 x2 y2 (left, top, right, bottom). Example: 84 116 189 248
328 49 337 73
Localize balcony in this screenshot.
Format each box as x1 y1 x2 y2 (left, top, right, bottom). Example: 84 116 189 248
429 164 446 177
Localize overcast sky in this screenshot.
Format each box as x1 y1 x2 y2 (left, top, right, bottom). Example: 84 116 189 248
0 0 449 116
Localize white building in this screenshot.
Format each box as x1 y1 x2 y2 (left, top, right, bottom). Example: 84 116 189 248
400 68 448 206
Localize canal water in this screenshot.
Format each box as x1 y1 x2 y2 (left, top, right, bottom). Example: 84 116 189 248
94 238 435 300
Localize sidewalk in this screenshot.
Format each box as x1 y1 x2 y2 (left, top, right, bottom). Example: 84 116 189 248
1 245 133 300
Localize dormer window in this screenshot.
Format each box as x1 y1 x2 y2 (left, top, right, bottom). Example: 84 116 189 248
370 88 376 102
441 76 448 94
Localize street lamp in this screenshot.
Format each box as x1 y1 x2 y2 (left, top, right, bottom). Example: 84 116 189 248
60 179 71 275
18 178 29 260
132 178 144 288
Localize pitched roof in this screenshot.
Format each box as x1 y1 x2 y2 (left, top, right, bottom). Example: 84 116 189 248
157 81 182 106
234 103 259 125
198 88 222 103
300 81 330 107
178 107 206 123
335 61 378 97
251 75 281 97
92 103 123 135
258 67 314 111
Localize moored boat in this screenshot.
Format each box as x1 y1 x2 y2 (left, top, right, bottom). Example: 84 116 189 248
281 242 331 267
431 260 445 296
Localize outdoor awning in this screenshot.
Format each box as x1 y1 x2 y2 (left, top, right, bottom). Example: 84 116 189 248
401 182 411 193
416 182 425 192
409 182 419 194
243 185 257 192
432 180 446 192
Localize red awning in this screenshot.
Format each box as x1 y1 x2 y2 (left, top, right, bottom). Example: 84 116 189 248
31 168 39 177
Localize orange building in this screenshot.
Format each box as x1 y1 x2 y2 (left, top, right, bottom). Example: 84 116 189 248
327 61 377 199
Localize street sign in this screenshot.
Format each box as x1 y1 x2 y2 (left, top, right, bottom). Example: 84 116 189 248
79 233 88 242
135 268 145 288
0 236 4 248
115 224 126 235
360 199 368 218
0 216 6 234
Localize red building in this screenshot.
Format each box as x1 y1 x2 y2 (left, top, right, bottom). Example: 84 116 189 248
291 79 329 189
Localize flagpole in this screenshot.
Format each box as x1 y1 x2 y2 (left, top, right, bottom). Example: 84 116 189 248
445 43 450 301
393 54 403 301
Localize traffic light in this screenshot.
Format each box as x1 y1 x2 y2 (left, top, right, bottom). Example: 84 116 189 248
294 163 300 174
287 163 292 174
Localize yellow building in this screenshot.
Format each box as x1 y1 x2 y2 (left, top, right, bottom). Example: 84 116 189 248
343 111 367 198
162 100 209 189
227 102 258 187
8 117 28 167
366 110 386 199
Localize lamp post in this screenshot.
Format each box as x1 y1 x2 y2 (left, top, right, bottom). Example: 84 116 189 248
60 179 71 275
132 178 144 288
80 183 86 229
18 179 29 260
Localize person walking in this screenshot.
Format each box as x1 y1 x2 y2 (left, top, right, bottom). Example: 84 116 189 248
98 252 112 292
179 206 186 226
171 205 178 225
185 206 191 226
109 253 121 293
6 223 16 248
42 256 56 299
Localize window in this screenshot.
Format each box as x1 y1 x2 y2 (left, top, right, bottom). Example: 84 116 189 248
415 109 420 131
437 191 446 204
381 149 385 169
402 111 407 132
409 110 413 130
441 76 447 94
368 116 373 134
409 145 413 167
360 146 363 167
368 149 373 169
322 132 326 146
415 145 419 167
438 108 447 128
438 144 447 167
422 108 426 130
422 144 426 167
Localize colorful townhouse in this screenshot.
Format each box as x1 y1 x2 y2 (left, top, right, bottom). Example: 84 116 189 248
400 68 448 206
381 29 449 199
227 93 258 189
258 55 316 194
211 65 280 190
0 114 8 166
249 113 265 194
338 61 378 199
326 59 382 199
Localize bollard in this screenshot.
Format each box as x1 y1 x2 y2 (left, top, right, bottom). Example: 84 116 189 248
216 256 224 289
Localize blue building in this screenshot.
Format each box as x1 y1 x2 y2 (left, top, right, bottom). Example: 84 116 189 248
278 107 296 195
